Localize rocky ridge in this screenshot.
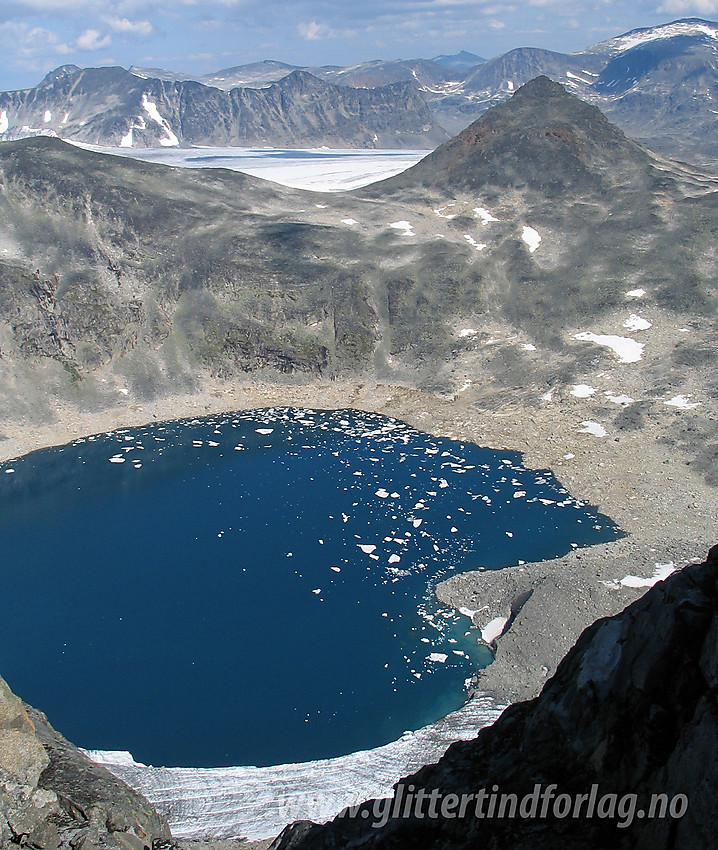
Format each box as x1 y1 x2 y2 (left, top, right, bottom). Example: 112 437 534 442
0 65 448 150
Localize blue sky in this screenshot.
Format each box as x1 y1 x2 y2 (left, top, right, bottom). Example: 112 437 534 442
0 0 716 90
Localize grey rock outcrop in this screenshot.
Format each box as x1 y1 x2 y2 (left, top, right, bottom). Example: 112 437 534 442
271 545 718 849
0 676 171 850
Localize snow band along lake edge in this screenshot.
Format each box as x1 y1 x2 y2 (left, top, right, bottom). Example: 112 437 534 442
0 406 620 772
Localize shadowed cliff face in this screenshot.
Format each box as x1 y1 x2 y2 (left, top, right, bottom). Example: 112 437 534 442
0 677 170 850
271 545 718 850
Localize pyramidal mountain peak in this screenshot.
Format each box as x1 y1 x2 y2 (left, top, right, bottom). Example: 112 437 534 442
376 75 654 197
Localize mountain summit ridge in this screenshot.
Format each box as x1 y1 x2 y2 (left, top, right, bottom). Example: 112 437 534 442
373 76 652 196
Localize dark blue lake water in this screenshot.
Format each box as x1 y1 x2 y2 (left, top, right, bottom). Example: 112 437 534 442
0 408 618 768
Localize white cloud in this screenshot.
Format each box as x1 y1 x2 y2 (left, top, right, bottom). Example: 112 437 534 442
76 28 111 50
105 17 153 37
0 21 70 63
298 20 327 41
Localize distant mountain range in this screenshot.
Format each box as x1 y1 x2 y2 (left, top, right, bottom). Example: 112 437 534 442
1 19 718 166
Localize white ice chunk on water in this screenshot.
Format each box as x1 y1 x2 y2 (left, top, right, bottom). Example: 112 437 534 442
428 653 448 663
358 544 377 554
255 428 274 435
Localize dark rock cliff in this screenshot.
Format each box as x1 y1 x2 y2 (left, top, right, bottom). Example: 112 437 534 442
0 677 170 849
271 545 718 849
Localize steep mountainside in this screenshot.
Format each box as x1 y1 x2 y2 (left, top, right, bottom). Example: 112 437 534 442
272 546 718 850
0 65 448 149
0 77 716 480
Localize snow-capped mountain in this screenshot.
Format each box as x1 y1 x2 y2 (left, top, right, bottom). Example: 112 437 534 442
1 19 718 166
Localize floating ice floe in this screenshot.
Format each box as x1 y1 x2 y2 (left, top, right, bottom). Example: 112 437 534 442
521 226 541 253
389 221 415 237
481 616 509 644
665 395 700 410
427 653 448 663
578 421 607 437
623 314 652 331
570 384 596 398
358 544 377 554
474 207 499 225
625 288 646 298
375 488 390 498
572 332 644 363
255 428 274 435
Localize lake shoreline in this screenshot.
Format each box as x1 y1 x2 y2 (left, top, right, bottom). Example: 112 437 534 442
1 375 715 838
